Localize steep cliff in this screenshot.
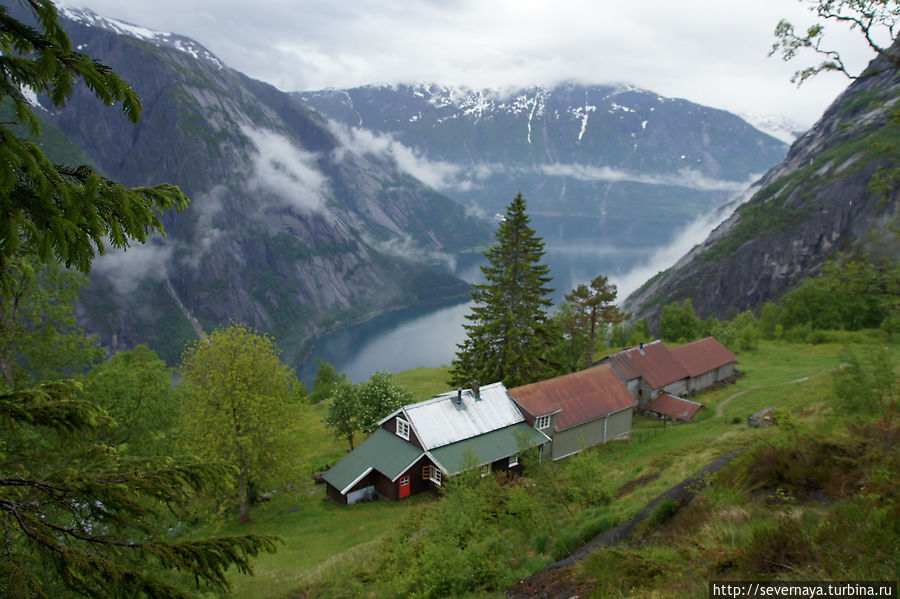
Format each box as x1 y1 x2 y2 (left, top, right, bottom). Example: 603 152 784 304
623 52 900 324
28 7 490 363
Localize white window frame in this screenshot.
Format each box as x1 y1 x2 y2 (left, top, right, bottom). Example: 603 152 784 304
430 468 442 486
480 464 491 477
508 454 519 468
535 414 551 430
396 417 410 440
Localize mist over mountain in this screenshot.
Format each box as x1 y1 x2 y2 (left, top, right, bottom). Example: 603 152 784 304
26 5 490 364
295 83 788 224
624 47 900 325
17 4 804 365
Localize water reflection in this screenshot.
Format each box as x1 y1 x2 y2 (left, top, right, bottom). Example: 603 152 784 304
296 212 695 386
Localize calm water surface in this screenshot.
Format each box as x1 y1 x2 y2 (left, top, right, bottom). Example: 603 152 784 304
296 213 684 386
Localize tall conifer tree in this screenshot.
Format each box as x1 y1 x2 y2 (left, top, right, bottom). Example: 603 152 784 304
450 193 556 388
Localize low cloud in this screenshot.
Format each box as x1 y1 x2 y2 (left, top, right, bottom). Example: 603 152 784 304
92 239 172 296
611 183 760 301
329 123 468 191
538 163 755 192
365 233 457 272
243 125 330 215
182 185 227 270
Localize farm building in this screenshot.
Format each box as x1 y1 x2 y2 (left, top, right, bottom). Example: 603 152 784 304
645 392 703 422
508 364 637 460
600 337 738 408
670 337 738 394
322 382 551 504
599 340 690 408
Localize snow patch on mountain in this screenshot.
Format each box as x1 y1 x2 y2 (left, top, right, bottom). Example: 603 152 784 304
58 4 224 69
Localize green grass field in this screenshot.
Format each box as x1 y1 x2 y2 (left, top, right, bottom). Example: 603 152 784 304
210 335 897 598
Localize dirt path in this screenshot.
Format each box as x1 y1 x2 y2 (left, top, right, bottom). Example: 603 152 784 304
716 376 810 418
504 449 745 599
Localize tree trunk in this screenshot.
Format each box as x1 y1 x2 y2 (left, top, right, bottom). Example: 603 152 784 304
238 468 251 524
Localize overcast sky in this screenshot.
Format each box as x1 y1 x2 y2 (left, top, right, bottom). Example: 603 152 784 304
59 0 883 128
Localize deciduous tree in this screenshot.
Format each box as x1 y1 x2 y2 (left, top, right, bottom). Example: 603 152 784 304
79 344 181 456
180 323 300 524
450 193 556 388
0 2 277 593
561 275 626 371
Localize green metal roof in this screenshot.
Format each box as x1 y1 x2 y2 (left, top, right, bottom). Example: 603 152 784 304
429 422 550 475
322 428 424 494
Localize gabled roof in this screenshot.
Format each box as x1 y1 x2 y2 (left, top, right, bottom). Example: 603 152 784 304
608 340 689 389
399 382 526 450
428 422 550 475
508 364 636 431
670 337 738 377
322 428 424 494
647 393 703 422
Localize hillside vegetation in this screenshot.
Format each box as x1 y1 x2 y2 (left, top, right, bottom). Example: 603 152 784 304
210 333 898 598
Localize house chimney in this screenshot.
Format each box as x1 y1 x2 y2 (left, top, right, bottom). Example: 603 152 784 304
455 388 462 404
640 342 644 350
471 382 481 400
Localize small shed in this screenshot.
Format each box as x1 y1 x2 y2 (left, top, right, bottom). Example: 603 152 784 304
509 364 637 461
646 392 703 422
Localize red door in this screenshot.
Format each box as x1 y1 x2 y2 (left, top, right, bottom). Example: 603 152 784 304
399 476 410 499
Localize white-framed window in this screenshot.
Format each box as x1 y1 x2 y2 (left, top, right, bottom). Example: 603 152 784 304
396 417 410 440
400 475 410 486
431 468 442 486
535 414 551 430
480 464 491 477
508 454 519 468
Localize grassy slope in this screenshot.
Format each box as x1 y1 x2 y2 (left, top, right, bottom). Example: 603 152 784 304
216 336 896 598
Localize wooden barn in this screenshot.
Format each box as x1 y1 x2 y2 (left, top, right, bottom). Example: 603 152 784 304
670 337 738 394
508 364 637 461
322 382 550 504
599 340 690 408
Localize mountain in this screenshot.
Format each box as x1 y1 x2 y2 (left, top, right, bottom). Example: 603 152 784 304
623 49 900 325
294 83 788 227
28 6 491 364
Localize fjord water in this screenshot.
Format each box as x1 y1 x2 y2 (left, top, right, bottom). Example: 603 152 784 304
296 212 678 387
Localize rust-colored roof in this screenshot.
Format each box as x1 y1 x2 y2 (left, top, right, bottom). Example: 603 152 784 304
670 337 738 377
608 340 688 390
647 393 703 422
508 364 636 431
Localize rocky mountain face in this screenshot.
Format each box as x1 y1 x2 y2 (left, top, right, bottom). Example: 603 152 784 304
623 51 900 325
295 83 788 226
31 6 490 364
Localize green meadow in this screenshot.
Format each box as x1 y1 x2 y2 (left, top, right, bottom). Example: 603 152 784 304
208 334 898 598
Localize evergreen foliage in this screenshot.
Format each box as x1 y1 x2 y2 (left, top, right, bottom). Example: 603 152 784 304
558 275 626 371
0 0 188 294
450 193 556 388
179 323 300 524
0 381 280 598
0 2 281 593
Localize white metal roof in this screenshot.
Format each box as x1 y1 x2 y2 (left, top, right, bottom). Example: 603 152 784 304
403 382 526 450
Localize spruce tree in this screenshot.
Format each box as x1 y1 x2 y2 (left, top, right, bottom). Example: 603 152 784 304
450 193 556 388
0 2 277 594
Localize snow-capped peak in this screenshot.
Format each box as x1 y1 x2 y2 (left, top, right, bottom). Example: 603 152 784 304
56 4 224 69
740 113 807 144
